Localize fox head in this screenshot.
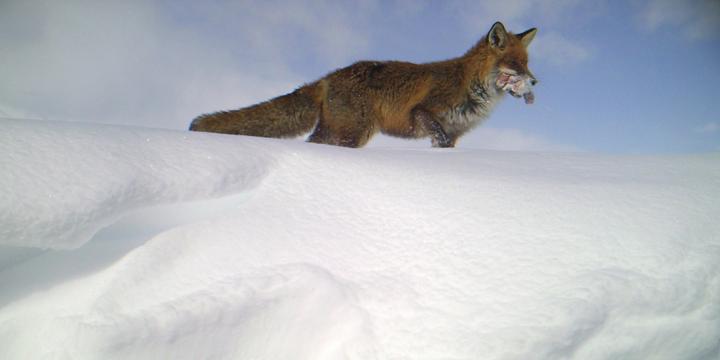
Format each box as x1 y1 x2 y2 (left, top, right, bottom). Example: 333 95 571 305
485 22 538 104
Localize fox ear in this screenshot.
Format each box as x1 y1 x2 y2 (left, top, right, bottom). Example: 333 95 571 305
516 28 537 48
487 22 508 49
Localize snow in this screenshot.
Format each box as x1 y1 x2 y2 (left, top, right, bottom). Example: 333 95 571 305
1 119 719 359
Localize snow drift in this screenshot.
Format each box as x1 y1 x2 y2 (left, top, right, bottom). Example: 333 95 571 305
1 119 719 359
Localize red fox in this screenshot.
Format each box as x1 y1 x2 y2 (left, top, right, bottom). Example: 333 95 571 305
190 22 537 148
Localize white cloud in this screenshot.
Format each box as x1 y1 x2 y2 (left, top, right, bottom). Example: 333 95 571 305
639 0 720 40
454 1 537 35
532 32 592 66
452 0 603 33
694 122 720 134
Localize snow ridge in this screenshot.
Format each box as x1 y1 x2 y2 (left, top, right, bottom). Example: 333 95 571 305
1 120 719 359
0 120 274 249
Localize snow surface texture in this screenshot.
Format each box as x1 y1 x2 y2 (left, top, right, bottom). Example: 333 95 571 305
1 119 719 359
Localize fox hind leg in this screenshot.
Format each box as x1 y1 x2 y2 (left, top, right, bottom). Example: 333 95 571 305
307 105 342 145
307 118 333 145
308 123 372 148
307 113 372 148
308 98 376 148
336 123 375 147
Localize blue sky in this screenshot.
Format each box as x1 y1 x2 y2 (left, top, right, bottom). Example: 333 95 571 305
1 0 718 153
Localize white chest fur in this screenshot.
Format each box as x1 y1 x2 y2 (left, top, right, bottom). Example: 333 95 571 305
442 83 503 134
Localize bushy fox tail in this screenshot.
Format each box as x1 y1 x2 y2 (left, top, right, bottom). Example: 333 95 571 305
189 81 323 138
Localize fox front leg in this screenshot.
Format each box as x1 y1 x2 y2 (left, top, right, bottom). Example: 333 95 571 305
412 107 454 148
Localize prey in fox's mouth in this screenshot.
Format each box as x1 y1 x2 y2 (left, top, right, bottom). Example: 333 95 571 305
496 72 536 105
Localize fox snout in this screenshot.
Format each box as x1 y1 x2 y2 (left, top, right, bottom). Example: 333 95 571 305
498 67 536 83
496 71 536 104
